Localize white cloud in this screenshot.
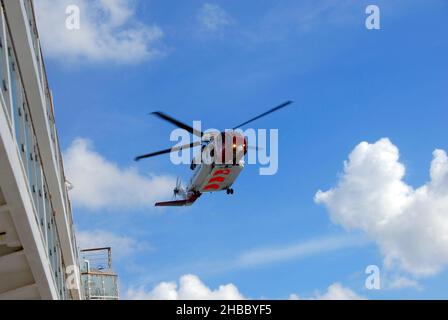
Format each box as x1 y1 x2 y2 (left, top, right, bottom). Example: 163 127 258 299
125 274 245 300
126 275 363 300
63 138 175 211
197 3 233 32
34 0 163 64
313 283 365 300
235 235 365 268
315 138 448 276
288 293 301 300
289 283 365 300
387 276 421 290
76 229 148 259
142 235 367 282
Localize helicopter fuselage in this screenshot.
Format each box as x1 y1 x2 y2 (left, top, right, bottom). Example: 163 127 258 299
189 131 246 193
189 162 244 193
155 132 247 206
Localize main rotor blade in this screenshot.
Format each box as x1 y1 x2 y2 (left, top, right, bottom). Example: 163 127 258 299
134 141 201 161
151 111 203 138
232 100 293 130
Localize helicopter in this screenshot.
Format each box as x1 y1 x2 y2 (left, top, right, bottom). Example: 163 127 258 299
134 101 292 206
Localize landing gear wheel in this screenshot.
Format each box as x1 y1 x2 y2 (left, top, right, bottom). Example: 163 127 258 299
226 188 234 195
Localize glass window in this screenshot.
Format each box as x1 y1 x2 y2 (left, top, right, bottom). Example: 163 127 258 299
8 42 20 128
35 152 46 237
41 186 49 245
30 137 39 215
45 199 54 259
23 111 34 190
50 218 58 279
0 9 10 114
8 40 32 187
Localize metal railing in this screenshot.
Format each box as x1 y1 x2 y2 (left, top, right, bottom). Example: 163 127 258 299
80 248 119 300
21 0 79 275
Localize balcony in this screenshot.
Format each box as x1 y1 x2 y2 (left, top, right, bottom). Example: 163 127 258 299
80 248 119 300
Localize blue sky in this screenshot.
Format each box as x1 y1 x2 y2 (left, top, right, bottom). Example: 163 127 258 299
36 0 448 299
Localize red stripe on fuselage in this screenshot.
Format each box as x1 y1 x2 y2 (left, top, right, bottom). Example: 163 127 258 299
208 176 225 183
213 169 231 176
203 184 220 190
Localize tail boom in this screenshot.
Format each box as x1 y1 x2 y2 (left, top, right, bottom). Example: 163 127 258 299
155 192 201 207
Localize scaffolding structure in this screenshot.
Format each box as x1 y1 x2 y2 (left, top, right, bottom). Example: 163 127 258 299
80 247 119 300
